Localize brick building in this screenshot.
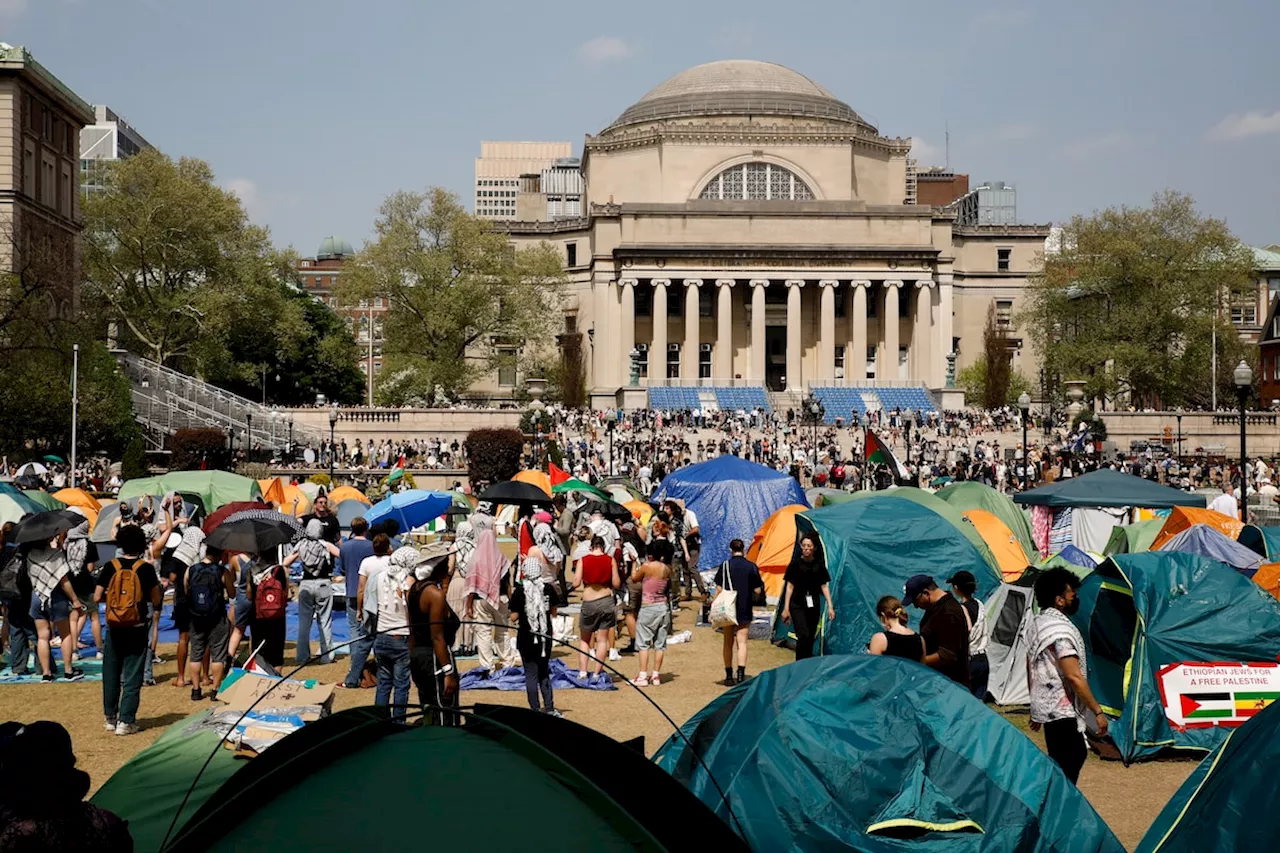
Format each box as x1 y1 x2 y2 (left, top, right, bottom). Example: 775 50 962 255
296 236 385 404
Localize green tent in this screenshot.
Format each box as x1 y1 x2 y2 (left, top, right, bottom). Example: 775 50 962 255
552 477 610 501
935 481 1037 559
21 489 65 511
1013 469 1206 509
119 471 262 513
1136 697 1280 853
0 482 46 524
842 487 1002 575
1102 518 1163 555
95 705 747 853
1072 552 1280 763
655 655 1124 852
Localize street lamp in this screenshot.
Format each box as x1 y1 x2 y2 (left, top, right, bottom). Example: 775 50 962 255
607 419 616 476
1175 408 1183 467
803 391 823 480
328 405 339 484
1018 391 1032 491
287 415 295 456
1235 361 1253 523
245 412 253 461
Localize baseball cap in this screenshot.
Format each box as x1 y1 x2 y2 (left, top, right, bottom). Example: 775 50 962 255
946 570 976 587
903 574 934 604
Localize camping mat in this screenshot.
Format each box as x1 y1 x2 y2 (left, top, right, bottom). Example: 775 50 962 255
460 658 618 691
0 657 103 683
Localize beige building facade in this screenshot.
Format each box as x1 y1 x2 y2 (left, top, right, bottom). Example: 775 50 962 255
502 60 1050 406
474 141 572 221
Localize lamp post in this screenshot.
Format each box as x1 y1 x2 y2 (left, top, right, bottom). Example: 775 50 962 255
270 409 279 454
328 405 339 484
245 412 253 462
803 391 823 482
607 419 616 476
287 415 294 456
1235 361 1253 523
1018 391 1032 492
1175 408 1183 466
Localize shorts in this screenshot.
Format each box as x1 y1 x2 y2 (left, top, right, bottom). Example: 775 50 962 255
188 614 231 667
579 596 616 634
29 587 71 623
636 603 669 651
70 570 95 601
233 597 254 629
625 580 643 615
172 601 191 633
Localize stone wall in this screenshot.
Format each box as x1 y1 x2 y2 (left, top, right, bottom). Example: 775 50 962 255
1092 410 1280 457
284 408 522 444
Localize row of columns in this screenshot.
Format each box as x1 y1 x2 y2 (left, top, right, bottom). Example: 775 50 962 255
615 276 953 388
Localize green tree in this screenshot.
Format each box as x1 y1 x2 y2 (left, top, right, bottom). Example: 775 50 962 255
341 189 566 403
1027 191 1256 408
955 358 1033 407
981 302 1012 409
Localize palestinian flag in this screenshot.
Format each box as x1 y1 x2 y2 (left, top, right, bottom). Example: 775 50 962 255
1179 693 1233 720
387 465 404 485
1234 691 1280 717
865 429 908 480
548 462 571 487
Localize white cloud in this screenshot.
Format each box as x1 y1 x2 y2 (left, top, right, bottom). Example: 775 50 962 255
578 36 633 65
225 178 261 216
1056 131 1134 161
910 137 945 167
1209 109 1280 141
0 0 28 17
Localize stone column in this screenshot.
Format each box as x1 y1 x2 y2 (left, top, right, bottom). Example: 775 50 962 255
785 279 804 391
818 280 838 380
619 279 636 375
914 279 933 384
651 279 669 381
850 280 869 383
750 279 768 381
938 273 954 387
716 279 734 378
683 279 701 381
592 280 611 388
883 280 902 381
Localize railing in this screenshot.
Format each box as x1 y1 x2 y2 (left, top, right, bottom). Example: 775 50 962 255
1212 414 1278 426
644 378 763 388
807 379 929 388
337 409 402 423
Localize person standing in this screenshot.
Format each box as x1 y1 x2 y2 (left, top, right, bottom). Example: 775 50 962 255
347 533 392 687
631 539 674 687
1 522 34 677
464 512 514 674
509 545 559 716
948 570 990 701
285 519 340 665
570 536 619 685
373 546 419 722
300 494 341 546
903 574 970 687
1029 567 1108 785
337 517 374 668
184 547 234 701
867 595 924 661
63 517 101 659
713 539 764 686
246 552 289 669
781 534 835 660
94 524 161 735
408 543 460 725
25 538 89 683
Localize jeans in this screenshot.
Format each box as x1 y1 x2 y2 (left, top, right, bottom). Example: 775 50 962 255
144 615 156 683
3 596 34 674
969 652 990 702
296 579 334 664
102 626 148 725
343 596 371 688
522 652 555 712
373 634 410 721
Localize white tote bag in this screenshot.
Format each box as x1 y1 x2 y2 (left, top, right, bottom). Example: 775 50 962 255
709 561 739 629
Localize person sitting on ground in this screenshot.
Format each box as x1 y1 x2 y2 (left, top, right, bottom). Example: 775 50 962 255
571 536 620 685
867 595 924 662
95 524 162 736
183 547 235 701
713 539 765 686
631 539 674 687
903 574 970 687
509 545 559 716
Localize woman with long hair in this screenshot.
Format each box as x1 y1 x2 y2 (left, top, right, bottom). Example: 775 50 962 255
631 539 673 687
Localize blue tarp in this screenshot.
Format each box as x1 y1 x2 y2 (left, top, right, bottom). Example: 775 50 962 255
364 489 453 531
459 658 617 691
1158 524 1265 576
651 456 808 570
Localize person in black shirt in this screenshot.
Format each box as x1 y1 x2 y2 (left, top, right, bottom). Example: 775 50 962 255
781 534 835 660
867 595 924 661
903 574 970 686
713 539 764 685
94 525 161 736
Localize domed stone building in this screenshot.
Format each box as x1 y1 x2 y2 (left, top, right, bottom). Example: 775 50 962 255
504 60 1049 410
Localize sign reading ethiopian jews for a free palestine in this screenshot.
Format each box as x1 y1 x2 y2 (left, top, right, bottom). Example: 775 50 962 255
1158 662 1280 730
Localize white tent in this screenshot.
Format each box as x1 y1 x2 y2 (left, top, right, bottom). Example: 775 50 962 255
982 570 1040 706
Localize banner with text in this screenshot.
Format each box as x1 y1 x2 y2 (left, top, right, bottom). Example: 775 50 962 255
1158 661 1280 730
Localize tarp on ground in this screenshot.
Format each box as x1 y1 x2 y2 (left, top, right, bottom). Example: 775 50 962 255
654 655 1124 853
651 455 808 571
786 494 1000 655
1071 552 1280 763
1150 506 1246 551
962 508 1033 581
1157 524 1265 576
119 471 261 513
1013 469 1207 509
1136 698 1280 853
1103 519 1163 555
936 481 1037 559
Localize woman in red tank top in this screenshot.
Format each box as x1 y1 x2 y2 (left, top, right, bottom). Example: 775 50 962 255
571 537 620 683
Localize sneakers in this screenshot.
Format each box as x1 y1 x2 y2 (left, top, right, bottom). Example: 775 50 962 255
648 672 661 686
190 688 203 701
104 717 117 732
621 641 637 654
607 648 621 661
62 669 84 682
544 709 565 719
40 674 55 684
114 722 139 737
576 670 588 681
631 673 649 687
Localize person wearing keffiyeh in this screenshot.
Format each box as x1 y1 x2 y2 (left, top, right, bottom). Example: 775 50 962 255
464 512 515 673
280 519 341 666
24 539 88 683
508 546 559 717
63 517 102 656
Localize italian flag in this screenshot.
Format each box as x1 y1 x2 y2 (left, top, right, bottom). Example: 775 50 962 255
865 429 908 480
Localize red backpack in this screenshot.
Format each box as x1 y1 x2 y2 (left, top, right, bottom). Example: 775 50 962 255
254 566 287 620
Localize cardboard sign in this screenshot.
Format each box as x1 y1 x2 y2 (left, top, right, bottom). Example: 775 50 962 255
1158 661 1280 730
217 670 334 719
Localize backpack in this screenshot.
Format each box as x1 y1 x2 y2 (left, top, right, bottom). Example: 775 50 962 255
254 567 286 620
0 549 25 600
105 558 146 628
188 562 225 618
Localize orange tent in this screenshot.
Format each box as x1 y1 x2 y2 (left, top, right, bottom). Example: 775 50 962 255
327 485 371 506
1151 506 1243 551
512 469 552 497
962 509 1032 582
747 504 808 600
257 478 287 508
625 500 653 526
1253 563 1280 601
52 488 101 527
276 483 312 518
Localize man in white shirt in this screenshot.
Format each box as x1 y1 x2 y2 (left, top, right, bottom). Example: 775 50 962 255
1210 490 1240 520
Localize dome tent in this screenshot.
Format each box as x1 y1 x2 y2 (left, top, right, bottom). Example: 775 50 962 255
655 655 1124 853
94 704 748 853
936 481 1037 559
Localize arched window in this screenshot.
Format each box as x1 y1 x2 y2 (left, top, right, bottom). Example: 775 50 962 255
698 162 814 201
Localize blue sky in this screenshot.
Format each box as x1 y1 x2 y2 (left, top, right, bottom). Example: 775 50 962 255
8 0 1278 253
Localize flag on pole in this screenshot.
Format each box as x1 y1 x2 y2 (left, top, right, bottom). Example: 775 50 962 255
387 464 405 485
865 429 909 481
243 641 280 678
548 463 571 487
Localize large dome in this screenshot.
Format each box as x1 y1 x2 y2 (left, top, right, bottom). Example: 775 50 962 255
605 60 869 133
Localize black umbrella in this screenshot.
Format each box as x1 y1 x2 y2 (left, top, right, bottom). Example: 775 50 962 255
206 516 298 554
479 480 553 506
12 509 82 544
580 500 632 523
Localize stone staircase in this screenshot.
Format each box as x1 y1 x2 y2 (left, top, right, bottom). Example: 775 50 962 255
769 389 803 415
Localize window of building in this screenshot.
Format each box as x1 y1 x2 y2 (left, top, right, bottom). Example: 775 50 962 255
997 248 1012 272
497 348 519 387
698 162 815 201
670 291 683 317
699 287 713 318
834 287 846 317
1231 304 1258 327
699 345 712 378
566 242 577 266
636 343 649 379
58 162 71 217
835 345 846 379
1269 278 1280 302
22 140 35 198
301 260 311 268
1273 315 1280 339
996 299 1013 329
40 152 55 208
867 288 878 317
666 344 680 379
374 297 383 308
635 285 652 317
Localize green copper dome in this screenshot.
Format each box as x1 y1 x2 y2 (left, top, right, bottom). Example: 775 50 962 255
317 236 354 260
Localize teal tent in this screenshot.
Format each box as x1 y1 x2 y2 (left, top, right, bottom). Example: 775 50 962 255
1103 519 1163 555
655 656 1124 852
0 482 44 524
777 494 1001 655
1013 469 1206 509
1071 552 1280 763
936 481 1037 559
1238 525 1280 560
1136 698 1280 853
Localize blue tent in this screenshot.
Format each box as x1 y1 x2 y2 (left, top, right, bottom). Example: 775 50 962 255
1157 524 1265 577
1042 544 1098 572
1072 552 1280 763
651 456 808 570
1136 698 1280 853
655 656 1124 852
